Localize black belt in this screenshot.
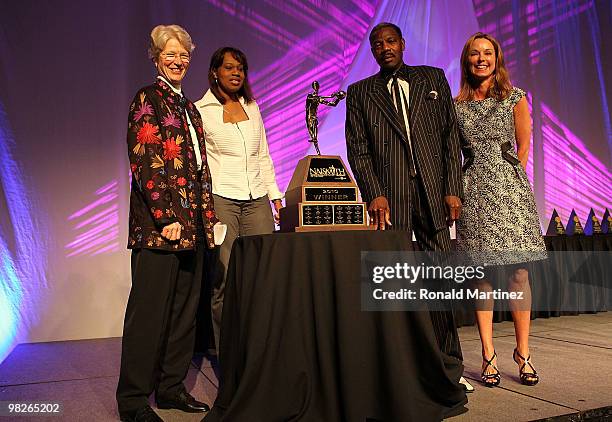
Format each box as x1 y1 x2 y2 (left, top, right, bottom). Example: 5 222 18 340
462 141 520 172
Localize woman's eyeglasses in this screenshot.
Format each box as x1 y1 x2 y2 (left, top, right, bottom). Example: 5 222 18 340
161 52 191 63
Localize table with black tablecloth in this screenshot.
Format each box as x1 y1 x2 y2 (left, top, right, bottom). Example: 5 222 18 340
454 234 612 326
536 234 611 316
204 231 467 422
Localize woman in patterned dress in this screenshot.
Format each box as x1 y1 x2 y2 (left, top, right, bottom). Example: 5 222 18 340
455 32 547 388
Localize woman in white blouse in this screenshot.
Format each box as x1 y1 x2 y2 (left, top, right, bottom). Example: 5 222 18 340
196 47 282 352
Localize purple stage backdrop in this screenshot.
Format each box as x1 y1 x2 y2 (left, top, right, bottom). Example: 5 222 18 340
0 0 610 362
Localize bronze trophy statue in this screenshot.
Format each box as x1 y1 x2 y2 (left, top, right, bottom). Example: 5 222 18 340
280 81 368 232
306 80 346 155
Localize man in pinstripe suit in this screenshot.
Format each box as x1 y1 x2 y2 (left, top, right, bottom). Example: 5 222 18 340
345 22 466 372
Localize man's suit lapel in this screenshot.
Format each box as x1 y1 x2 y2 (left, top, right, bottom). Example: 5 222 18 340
406 65 426 130
367 75 408 142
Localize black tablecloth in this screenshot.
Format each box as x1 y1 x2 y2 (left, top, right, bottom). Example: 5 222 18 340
455 234 612 326
544 233 612 252
537 234 611 316
204 231 467 422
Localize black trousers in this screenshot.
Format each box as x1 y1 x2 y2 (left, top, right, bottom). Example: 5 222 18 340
409 176 462 361
116 244 204 413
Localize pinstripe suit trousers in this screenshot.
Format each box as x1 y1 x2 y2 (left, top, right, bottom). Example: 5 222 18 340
409 177 462 360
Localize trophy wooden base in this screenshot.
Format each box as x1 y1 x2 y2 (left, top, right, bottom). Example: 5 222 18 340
280 155 370 233
293 225 373 232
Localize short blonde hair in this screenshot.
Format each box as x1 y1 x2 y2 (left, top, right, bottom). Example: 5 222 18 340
148 24 195 61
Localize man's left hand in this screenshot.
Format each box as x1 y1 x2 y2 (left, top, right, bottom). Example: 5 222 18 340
445 195 462 226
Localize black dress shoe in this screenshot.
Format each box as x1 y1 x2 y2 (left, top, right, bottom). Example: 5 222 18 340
157 390 210 413
119 405 164 422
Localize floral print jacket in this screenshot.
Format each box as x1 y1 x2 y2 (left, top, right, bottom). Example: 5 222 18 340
127 79 218 250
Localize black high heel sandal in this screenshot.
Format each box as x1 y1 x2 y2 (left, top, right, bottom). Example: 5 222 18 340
513 348 539 386
481 351 501 387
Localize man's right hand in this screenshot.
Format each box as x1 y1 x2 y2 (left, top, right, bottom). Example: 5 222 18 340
368 196 392 230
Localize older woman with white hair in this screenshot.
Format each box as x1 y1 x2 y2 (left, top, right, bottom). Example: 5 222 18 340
116 24 216 422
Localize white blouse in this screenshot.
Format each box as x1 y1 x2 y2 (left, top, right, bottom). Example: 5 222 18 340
195 89 282 201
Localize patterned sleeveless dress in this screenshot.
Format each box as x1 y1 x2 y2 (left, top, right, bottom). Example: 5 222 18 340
455 87 546 265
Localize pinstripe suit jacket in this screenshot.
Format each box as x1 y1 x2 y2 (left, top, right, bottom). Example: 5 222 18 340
345 64 463 232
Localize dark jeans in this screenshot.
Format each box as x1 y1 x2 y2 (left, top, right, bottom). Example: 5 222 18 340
211 194 275 354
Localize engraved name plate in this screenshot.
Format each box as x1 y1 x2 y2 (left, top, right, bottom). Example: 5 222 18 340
304 187 357 202
334 204 365 225
302 205 334 226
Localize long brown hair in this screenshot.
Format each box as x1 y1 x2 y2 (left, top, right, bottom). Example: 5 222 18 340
208 47 254 104
456 32 512 102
